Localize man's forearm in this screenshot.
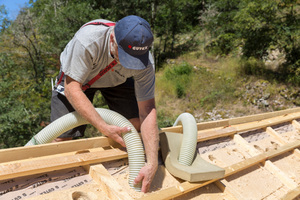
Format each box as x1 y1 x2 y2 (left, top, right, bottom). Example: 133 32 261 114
64 76 128 147
64 82 108 132
140 108 159 166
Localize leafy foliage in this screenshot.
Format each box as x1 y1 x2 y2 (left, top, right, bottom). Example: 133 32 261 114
202 0 299 82
0 53 51 148
0 5 10 31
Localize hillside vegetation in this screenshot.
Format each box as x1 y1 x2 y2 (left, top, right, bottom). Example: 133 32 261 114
0 0 299 148
156 52 299 128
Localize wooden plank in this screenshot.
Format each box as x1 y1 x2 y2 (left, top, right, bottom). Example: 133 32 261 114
27 182 109 200
234 112 300 133
89 164 133 200
293 149 300 158
292 120 300 130
265 127 288 145
232 134 260 156
215 180 245 200
196 111 300 142
197 126 237 142
234 129 298 190
160 126 182 133
0 136 120 163
228 108 300 126
197 108 300 131
265 126 300 159
264 160 298 189
139 140 300 200
280 185 300 200
160 108 300 135
0 148 128 181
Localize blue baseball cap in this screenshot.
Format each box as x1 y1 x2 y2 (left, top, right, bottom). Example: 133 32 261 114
115 15 154 70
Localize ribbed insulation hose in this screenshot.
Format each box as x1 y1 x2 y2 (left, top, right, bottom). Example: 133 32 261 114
25 108 145 191
173 112 198 166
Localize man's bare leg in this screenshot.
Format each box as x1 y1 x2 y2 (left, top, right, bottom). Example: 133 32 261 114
129 118 141 132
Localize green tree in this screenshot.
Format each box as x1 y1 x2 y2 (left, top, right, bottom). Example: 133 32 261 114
0 5 10 31
276 0 300 83
201 0 299 84
0 53 50 148
234 0 278 58
234 0 299 83
31 0 101 54
200 0 241 55
154 0 204 66
9 8 47 84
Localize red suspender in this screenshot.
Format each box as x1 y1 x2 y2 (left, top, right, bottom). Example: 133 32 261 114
81 22 115 28
55 21 116 91
81 60 118 91
56 71 65 86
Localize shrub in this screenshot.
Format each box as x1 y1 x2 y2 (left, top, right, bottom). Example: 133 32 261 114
239 57 266 76
205 33 237 56
162 62 194 98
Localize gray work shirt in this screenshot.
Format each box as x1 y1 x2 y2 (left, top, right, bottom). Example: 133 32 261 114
56 19 155 102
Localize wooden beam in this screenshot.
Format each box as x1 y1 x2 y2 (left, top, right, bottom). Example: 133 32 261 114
197 108 300 131
265 126 300 159
160 126 182 133
0 148 128 181
280 185 300 200
89 164 133 200
139 140 300 200
196 111 300 142
0 136 120 163
264 160 298 189
265 127 288 145
234 112 300 133
160 108 300 135
233 129 298 190
197 126 237 142
215 180 245 200
293 149 300 158
228 108 300 126
292 120 300 128
232 134 260 156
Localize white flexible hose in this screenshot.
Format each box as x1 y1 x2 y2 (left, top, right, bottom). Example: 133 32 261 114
173 112 198 166
25 108 144 191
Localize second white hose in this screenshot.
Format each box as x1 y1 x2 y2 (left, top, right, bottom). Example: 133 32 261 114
173 112 198 166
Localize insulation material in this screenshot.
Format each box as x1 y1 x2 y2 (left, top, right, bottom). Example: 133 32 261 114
103 159 180 199
272 122 300 142
240 129 281 153
197 136 235 154
272 122 296 134
172 183 234 200
0 167 93 200
271 152 300 184
239 129 269 143
225 165 289 200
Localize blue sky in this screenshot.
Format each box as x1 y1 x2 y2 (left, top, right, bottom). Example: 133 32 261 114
0 0 30 19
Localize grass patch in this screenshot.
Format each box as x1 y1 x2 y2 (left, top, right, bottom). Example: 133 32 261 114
157 61 194 98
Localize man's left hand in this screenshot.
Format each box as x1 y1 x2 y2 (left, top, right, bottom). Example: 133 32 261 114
134 163 158 193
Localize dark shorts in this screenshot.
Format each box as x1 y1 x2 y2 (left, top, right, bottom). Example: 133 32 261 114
51 78 139 138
